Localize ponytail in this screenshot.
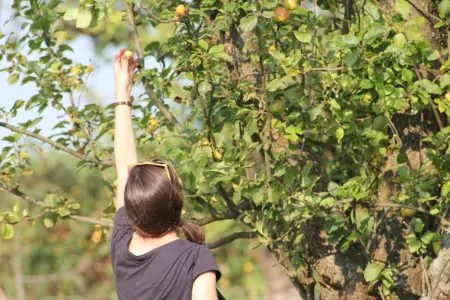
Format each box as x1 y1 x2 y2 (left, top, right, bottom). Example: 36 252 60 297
180 220 205 244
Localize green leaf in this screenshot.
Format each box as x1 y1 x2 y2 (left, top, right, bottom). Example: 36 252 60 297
336 127 344 143
415 79 442 94
406 233 422 253
7 74 19 85
239 15 258 32
364 263 382 282
442 181 450 196
412 218 425 233
438 0 450 18
420 231 438 245
294 31 312 43
267 76 295 92
393 33 406 47
209 45 232 62
344 52 359 67
1 224 14 239
360 79 373 89
214 52 232 62
198 39 208 50
398 165 409 177
439 74 450 88
427 50 440 61
395 0 410 19
285 125 303 142
339 34 359 47
401 69 414 83
76 9 92 28
364 24 390 43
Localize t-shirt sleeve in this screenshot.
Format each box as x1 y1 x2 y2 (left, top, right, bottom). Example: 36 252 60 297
193 245 222 282
111 207 132 268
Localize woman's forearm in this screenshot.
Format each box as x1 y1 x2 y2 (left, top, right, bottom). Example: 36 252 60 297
114 90 137 208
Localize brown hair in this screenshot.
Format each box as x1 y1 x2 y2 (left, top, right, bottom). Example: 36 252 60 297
124 161 205 244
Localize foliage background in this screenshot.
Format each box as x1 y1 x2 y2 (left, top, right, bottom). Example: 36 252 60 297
1 0 450 299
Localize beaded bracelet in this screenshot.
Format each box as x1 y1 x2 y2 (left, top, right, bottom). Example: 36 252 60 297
115 101 132 107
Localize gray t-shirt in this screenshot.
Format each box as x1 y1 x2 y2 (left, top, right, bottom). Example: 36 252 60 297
111 207 221 300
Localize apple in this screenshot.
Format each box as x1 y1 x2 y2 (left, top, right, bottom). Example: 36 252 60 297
445 91 450 101
147 117 159 133
274 7 290 22
269 98 286 116
284 0 298 10
176 4 188 17
124 50 133 59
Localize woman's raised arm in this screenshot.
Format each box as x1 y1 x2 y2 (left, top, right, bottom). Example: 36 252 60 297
114 50 138 210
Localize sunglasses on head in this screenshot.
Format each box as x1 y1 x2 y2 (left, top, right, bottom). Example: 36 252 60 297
128 161 172 182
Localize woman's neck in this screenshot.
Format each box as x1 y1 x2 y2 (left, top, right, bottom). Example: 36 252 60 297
129 230 179 256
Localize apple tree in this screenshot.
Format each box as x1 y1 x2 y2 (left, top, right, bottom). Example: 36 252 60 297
1 0 450 299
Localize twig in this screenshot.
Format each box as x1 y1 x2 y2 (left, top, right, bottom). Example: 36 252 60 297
448 35 450 59
125 4 182 132
376 203 450 226
308 66 345 72
420 256 432 295
69 215 113 228
125 4 144 60
207 231 258 249
405 0 441 24
383 112 403 147
139 6 178 24
413 66 444 130
0 121 107 166
1 185 114 228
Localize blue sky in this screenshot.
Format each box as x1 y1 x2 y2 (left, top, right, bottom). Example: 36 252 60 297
0 0 147 147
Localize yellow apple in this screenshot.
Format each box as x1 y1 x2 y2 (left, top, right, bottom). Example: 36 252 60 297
284 0 299 10
176 4 188 17
124 50 133 59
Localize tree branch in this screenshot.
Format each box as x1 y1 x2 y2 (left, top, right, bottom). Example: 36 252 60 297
413 66 444 130
192 195 220 217
207 231 258 249
1 185 113 228
376 203 450 226
138 6 178 24
69 215 113 227
0 121 108 166
405 0 441 24
217 185 239 215
125 4 182 132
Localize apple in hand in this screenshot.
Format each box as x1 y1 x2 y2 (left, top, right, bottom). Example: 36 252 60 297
124 50 133 59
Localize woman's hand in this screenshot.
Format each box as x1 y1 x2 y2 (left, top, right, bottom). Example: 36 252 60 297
114 49 138 98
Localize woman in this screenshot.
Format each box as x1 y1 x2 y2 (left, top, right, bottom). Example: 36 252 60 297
112 49 221 300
